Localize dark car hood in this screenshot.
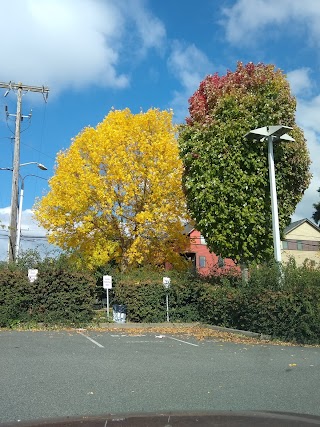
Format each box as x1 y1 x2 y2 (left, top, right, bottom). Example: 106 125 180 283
3 411 320 426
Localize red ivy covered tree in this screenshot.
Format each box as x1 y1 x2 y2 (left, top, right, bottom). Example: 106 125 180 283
178 62 311 264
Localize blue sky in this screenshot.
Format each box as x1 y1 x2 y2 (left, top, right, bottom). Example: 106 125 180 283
0 0 319 258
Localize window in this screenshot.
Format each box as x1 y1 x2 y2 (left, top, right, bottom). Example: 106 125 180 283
200 235 206 245
199 256 206 268
297 241 303 250
282 241 288 250
183 253 196 269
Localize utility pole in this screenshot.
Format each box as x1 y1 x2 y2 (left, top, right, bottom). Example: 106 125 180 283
0 82 49 262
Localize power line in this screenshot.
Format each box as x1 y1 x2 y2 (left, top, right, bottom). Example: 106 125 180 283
20 141 55 160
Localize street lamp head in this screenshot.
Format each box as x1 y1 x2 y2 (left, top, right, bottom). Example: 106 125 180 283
244 125 295 142
37 163 47 171
244 130 266 142
19 161 48 170
266 125 293 137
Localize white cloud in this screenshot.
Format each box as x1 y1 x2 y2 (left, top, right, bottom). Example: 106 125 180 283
292 108 320 221
287 69 319 224
0 0 166 94
167 42 213 122
296 95 320 134
287 68 312 98
222 0 320 45
168 42 213 93
120 0 166 53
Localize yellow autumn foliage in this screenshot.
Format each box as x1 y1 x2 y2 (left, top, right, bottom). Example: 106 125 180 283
34 108 189 269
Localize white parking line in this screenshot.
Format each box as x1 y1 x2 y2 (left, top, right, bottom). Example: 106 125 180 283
77 331 104 348
167 336 199 347
125 341 164 344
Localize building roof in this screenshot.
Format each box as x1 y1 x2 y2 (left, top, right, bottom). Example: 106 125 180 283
284 218 320 235
183 223 195 235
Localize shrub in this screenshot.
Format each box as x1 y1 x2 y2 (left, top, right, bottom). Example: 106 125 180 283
0 269 31 327
232 261 320 343
197 285 242 327
27 267 96 324
236 288 320 344
0 261 95 327
112 267 203 323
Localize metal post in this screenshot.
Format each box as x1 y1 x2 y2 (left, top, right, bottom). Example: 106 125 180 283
106 289 110 320
15 180 24 260
268 135 282 263
166 293 170 322
9 86 22 262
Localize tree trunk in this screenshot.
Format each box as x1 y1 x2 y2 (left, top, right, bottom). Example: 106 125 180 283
240 262 249 284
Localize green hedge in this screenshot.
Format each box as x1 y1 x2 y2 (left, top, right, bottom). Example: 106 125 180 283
237 289 320 343
0 269 31 327
2 257 320 344
197 286 242 327
111 263 320 344
113 268 203 323
0 266 95 327
196 262 320 344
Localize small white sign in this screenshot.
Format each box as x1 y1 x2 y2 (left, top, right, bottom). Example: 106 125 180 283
28 269 38 283
163 277 171 289
103 275 112 289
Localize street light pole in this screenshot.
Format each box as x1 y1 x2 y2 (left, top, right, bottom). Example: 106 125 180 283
244 125 295 264
267 135 282 263
16 179 25 260
0 163 48 261
8 86 22 262
15 174 48 259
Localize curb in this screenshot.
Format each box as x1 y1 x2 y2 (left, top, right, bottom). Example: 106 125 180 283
95 321 271 340
203 324 271 340
96 322 199 329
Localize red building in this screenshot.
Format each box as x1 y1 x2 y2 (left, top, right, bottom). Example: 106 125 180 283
184 224 238 276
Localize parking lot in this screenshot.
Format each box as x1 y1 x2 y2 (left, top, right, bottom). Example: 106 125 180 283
1 329 320 423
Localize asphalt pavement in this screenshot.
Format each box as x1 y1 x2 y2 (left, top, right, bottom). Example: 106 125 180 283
0 329 320 423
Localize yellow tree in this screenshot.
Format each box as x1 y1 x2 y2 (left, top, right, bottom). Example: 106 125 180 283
34 108 189 270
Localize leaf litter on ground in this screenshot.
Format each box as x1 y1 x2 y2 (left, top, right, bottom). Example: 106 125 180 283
84 324 317 347
3 322 320 347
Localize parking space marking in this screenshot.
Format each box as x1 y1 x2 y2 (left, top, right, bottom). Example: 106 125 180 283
76 331 198 348
167 336 199 347
125 340 164 344
77 331 104 348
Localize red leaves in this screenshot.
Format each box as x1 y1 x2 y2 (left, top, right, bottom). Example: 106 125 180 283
187 62 280 125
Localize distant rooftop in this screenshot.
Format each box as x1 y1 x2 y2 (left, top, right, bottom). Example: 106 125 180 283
285 218 320 235
183 223 194 235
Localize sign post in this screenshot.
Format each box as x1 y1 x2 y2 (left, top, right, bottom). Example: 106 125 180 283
163 277 171 322
103 275 112 319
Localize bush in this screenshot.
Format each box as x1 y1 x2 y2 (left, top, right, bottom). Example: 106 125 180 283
236 288 320 344
197 285 242 327
203 261 320 344
113 267 204 323
0 269 31 327
0 260 95 327
2 255 320 344
107 263 320 343
27 267 96 324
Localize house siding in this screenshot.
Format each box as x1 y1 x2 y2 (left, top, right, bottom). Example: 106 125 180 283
285 223 320 241
188 229 238 275
282 221 320 266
